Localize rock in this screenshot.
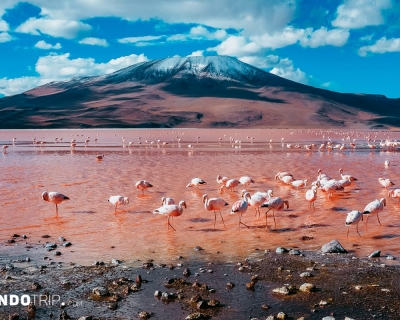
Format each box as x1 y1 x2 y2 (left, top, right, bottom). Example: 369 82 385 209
261 304 270 310
277 312 287 320
272 286 290 295
276 247 288 254
59 310 71 320
369 250 381 258
183 268 191 276
190 294 202 303
197 300 208 309
58 237 66 242
22 235 27 239
289 249 301 255
26 257 31 262
319 300 329 306
92 287 109 296
63 242 72 247
42 235 51 238
266 316 276 320
226 282 235 289
300 272 312 278
54 251 61 256
321 240 347 253
154 290 162 297
142 262 154 269
354 285 362 290
77 317 92 320
112 259 122 265
136 275 142 285
108 302 118 310
322 317 335 320
246 281 256 290
299 283 316 292
185 313 210 320
31 282 41 290
7 239 15 243
45 243 57 250
386 255 395 260
138 311 152 319
344 317 355 320
194 246 204 251
8 314 19 320
207 299 220 307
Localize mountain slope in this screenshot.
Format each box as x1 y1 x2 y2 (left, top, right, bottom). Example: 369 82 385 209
0 56 398 129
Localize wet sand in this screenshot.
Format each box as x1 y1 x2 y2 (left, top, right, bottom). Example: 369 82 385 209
1 128 400 319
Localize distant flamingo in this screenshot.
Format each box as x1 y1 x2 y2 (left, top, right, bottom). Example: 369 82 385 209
153 200 187 231
346 210 363 237
42 191 70 215
216 175 230 185
2 145 8 153
186 178 206 188
202 194 228 229
135 180 153 194
96 154 104 161
305 185 318 211
388 189 400 201
339 168 357 181
162 197 175 206
362 198 386 226
260 197 289 227
239 176 255 186
231 191 251 229
385 160 390 167
291 179 308 189
220 179 240 192
108 195 129 213
378 178 395 189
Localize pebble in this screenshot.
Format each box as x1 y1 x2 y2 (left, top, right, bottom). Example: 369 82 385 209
261 304 269 310
108 302 118 310
194 246 204 251
154 290 162 297
386 255 395 260
289 249 301 255
300 272 312 278
277 312 287 320
138 311 152 319
381 288 390 292
226 282 235 289
276 247 288 254
272 286 290 295
266 316 276 320
58 237 66 242
185 313 210 320
92 287 109 296
354 285 362 290
111 259 121 265
321 240 347 253
77 317 92 320
197 300 208 309
299 283 316 292
322 317 335 320
369 250 381 258
63 242 72 247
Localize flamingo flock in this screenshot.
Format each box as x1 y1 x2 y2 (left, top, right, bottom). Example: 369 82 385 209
4 130 394 239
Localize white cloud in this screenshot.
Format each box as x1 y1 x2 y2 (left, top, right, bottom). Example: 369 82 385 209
15 17 91 39
300 27 350 48
79 37 108 47
0 52 148 96
0 19 9 31
358 37 400 56
189 25 227 40
270 65 309 84
187 50 204 57
332 0 391 29
118 35 164 44
0 32 13 43
34 40 62 49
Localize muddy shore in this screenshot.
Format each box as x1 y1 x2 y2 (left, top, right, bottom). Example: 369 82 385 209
1 240 400 320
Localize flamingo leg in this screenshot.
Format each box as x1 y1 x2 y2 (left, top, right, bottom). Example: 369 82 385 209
356 224 361 237
377 213 381 225
313 202 316 211
272 209 276 227
55 204 58 215
168 217 176 231
365 215 369 227
265 208 271 228
347 227 349 238
219 210 226 228
214 211 217 230
239 214 249 229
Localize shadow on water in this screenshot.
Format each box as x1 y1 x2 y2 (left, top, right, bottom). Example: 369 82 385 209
189 218 212 223
372 234 400 239
270 227 297 233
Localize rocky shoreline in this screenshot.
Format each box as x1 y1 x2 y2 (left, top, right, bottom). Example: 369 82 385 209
1 239 400 320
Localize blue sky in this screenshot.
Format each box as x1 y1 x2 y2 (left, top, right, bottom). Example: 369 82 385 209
0 0 399 98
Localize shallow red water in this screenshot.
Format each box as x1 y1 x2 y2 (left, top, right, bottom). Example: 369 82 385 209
1 128 400 265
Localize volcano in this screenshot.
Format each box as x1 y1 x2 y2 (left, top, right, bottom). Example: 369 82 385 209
0 55 399 128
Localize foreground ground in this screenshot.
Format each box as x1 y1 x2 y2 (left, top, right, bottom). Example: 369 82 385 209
1 244 400 320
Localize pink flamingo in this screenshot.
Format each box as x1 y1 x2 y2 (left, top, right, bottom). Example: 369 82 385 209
136 180 153 194
153 200 187 231
202 194 228 229
260 197 289 227
231 191 251 229
108 195 129 213
42 191 70 215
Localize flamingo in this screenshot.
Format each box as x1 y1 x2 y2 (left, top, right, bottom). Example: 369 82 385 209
239 176 255 186
318 180 344 198
202 194 228 229
216 175 230 185
275 172 293 181
346 210 363 238
186 178 206 188
305 185 318 211
280 175 295 184
96 154 104 161
385 160 390 167
378 178 395 189
291 179 308 189
153 200 187 231
260 197 289 227
231 191 251 229
362 198 386 226
220 179 240 192
161 197 175 206
243 190 273 217
339 168 357 181
388 189 400 201
42 191 70 215
108 195 129 213
135 180 153 194
2 145 8 153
